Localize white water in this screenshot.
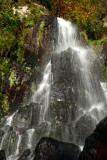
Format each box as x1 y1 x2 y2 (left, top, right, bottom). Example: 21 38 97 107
32 61 52 124
15 134 22 155
57 18 106 122
101 82 107 100
6 113 16 126
56 18 77 53
79 146 84 151
0 112 16 150
7 134 22 160
27 129 35 149
0 133 8 150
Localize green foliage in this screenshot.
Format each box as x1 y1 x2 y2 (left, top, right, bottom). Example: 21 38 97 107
23 7 41 28
37 20 45 47
52 0 107 40
78 18 106 40
102 65 107 80
37 0 52 10
88 39 107 45
9 70 15 87
0 0 42 118
31 82 36 92
0 93 9 118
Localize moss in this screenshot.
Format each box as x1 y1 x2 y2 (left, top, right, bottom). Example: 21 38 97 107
102 65 107 80
0 93 9 117
31 82 36 92
85 39 107 56
80 31 88 41
9 70 15 87
52 101 72 111
10 137 14 145
37 20 45 47
9 131 16 146
88 39 107 45
21 117 26 122
51 101 73 124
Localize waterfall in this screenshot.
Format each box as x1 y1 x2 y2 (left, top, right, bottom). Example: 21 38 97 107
32 61 52 124
50 18 107 145
0 17 107 159
56 18 106 121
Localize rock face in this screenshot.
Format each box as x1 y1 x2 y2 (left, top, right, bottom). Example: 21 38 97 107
33 137 80 160
100 43 107 65
0 15 57 157
50 48 104 144
79 116 107 160
25 15 57 65
0 150 6 160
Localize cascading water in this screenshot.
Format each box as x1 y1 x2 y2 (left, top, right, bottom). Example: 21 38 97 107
57 18 106 120
53 18 107 146
0 17 107 159
32 61 52 124
27 129 35 149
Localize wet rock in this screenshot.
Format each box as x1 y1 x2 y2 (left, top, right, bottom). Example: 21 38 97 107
25 15 57 64
13 102 40 130
51 100 78 125
18 149 31 160
0 130 4 137
79 116 107 160
7 131 17 156
50 49 82 126
75 114 97 145
100 43 107 65
49 124 74 143
17 128 27 134
9 126 13 132
0 150 6 160
33 137 80 160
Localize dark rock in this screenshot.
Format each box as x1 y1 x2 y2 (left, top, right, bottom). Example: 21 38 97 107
18 149 31 160
100 43 107 66
75 114 97 145
0 150 6 160
33 137 80 160
9 126 13 132
49 124 74 143
79 116 107 160
7 131 17 156
0 130 4 137
25 15 57 65
13 102 40 130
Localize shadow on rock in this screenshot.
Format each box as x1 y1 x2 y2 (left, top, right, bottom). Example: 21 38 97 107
0 150 6 160
18 149 31 160
33 137 80 160
79 116 107 160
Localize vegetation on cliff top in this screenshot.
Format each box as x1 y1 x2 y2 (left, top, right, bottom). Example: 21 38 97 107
52 0 107 40
0 0 46 118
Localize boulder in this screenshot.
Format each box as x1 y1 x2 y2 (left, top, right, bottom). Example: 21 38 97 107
75 114 97 145
33 137 80 160
18 149 31 160
0 150 6 160
79 116 107 160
